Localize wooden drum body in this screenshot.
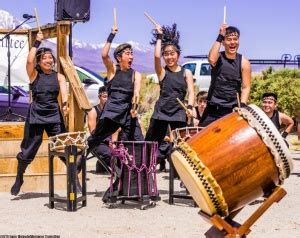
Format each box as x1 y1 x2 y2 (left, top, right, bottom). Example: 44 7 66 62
171 105 293 217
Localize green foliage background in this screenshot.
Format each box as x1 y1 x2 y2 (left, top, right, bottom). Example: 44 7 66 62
250 67 300 117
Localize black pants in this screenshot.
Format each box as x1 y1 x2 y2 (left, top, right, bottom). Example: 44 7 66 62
145 118 186 143
18 118 66 164
94 142 112 165
88 116 144 153
200 104 233 127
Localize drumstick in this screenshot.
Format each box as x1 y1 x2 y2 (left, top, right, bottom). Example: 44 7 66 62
176 97 196 119
167 124 174 143
34 8 41 32
223 6 227 24
132 96 138 111
236 92 241 108
113 7 117 28
144 12 159 26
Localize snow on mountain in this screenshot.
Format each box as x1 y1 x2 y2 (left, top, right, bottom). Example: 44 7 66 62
0 10 31 29
0 10 154 73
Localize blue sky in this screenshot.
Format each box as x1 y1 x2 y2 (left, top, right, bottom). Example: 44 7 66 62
1 0 300 59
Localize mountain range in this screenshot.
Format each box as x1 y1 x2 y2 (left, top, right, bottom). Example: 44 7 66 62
0 10 155 73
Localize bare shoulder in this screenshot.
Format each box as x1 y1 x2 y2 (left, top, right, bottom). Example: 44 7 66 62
57 72 66 82
88 107 97 117
134 71 142 79
184 68 193 77
242 56 251 67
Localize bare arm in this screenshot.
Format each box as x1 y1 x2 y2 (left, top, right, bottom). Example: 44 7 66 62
87 108 97 132
57 73 69 115
101 26 117 80
130 71 142 118
240 57 252 104
26 31 43 82
154 25 165 81
133 71 142 103
185 69 195 107
208 24 228 67
280 112 294 134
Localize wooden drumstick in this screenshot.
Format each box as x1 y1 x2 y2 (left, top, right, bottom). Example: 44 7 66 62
144 12 159 26
176 97 196 122
236 92 241 108
113 7 117 28
223 5 227 24
132 96 138 111
34 8 41 32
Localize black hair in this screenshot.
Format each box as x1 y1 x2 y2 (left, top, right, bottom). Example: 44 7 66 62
35 47 56 71
262 92 277 101
225 26 240 37
150 23 181 54
98 86 107 95
113 43 132 62
196 91 208 101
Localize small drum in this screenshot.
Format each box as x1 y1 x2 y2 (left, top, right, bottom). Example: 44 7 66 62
171 127 203 145
110 141 159 198
49 132 87 152
171 105 293 217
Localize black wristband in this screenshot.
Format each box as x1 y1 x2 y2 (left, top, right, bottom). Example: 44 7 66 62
33 40 41 48
187 105 193 110
157 33 163 40
216 34 224 43
281 131 288 139
240 102 247 108
107 33 116 43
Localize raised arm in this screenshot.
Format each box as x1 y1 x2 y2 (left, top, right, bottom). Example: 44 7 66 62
240 57 252 104
154 25 165 80
102 26 118 80
26 31 43 82
208 24 228 67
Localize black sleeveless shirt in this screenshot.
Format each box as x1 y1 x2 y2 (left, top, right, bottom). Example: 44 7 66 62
101 67 134 124
208 51 242 108
152 66 187 122
270 110 281 131
29 70 62 124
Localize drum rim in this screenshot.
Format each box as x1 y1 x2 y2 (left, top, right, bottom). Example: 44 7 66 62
174 141 229 217
236 104 293 182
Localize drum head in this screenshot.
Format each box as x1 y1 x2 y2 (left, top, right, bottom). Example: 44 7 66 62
171 150 217 216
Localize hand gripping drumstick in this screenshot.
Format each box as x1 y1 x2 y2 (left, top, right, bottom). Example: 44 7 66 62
34 8 41 32
176 97 196 125
144 12 159 26
113 7 117 28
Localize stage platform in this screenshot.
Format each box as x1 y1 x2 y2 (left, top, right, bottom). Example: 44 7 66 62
0 122 66 192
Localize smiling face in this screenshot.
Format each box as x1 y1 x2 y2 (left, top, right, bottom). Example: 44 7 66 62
262 97 277 115
223 33 240 56
117 48 134 70
162 45 179 68
38 51 54 73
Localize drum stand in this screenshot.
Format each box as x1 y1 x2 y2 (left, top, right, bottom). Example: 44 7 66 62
202 187 287 238
169 157 197 206
48 145 87 211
